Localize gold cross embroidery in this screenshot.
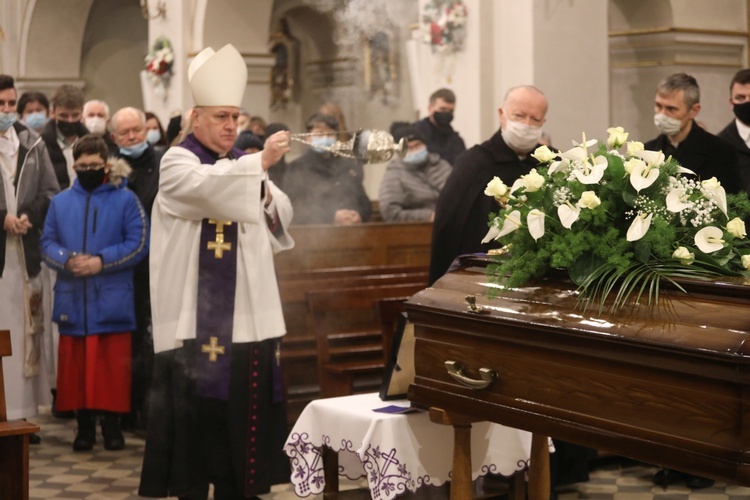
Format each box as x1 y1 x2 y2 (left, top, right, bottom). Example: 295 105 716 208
207 219 232 258
201 336 225 362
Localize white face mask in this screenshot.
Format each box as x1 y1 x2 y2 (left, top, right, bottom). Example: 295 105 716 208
84 116 107 135
653 113 682 136
502 119 543 153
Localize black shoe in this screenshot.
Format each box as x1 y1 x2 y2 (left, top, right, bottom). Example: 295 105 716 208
685 475 715 489
28 433 41 445
73 410 96 451
102 412 125 451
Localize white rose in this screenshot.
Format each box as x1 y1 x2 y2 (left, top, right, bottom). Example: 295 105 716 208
520 168 545 193
606 127 629 149
672 246 695 263
727 217 747 239
624 158 643 175
702 177 722 190
531 145 556 163
626 141 644 157
577 191 601 209
484 176 509 198
742 254 750 270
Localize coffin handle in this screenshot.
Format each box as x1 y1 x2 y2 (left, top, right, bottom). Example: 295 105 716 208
445 361 497 390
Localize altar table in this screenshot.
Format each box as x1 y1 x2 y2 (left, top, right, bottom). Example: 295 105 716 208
284 393 540 499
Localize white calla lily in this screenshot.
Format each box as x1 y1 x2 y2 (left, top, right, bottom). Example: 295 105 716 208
626 212 653 241
629 161 660 192
557 202 580 229
666 188 692 212
497 210 523 238
573 157 607 185
527 209 545 241
547 158 570 175
635 149 665 165
481 223 502 244
677 165 696 175
694 226 725 253
701 178 727 216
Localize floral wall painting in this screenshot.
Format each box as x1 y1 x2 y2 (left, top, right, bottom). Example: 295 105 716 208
269 18 300 110
144 36 174 100
421 0 467 80
364 31 398 105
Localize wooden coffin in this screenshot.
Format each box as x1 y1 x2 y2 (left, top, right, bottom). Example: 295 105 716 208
406 255 750 487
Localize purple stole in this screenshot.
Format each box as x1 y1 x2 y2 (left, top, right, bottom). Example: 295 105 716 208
180 135 248 401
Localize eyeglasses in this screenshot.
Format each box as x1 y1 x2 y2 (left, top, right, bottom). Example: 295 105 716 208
73 162 105 171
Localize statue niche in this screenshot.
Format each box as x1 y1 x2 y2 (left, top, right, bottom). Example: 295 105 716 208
268 18 300 109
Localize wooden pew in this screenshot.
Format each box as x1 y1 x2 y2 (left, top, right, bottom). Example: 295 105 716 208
0 330 40 500
275 222 433 424
308 282 427 398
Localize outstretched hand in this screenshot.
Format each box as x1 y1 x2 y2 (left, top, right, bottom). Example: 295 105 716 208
261 131 291 171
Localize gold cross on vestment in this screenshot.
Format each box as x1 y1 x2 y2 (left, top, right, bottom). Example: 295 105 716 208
207 219 233 258
201 336 225 362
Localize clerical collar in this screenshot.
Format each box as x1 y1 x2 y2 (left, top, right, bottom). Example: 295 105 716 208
736 118 750 148
181 133 247 164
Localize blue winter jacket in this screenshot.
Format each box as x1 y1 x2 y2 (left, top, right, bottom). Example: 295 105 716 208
41 158 149 336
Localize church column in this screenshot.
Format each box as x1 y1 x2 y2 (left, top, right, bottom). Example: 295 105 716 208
143 0 192 125
413 0 609 150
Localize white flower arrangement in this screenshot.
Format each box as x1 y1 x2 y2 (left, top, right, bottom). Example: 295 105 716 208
144 36 174 99
482 127 750 312
421 0 468 54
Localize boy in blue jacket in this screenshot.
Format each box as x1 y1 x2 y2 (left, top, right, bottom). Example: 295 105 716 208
41 134 148 451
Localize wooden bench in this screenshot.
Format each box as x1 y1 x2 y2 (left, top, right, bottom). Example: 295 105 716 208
307 282 427 398
0 330 40 500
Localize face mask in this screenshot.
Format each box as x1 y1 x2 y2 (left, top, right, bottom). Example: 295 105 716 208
653 113 682 136
310 136 336 153
733 101 750 125
24 112 46 130
0 112 16 132
433 111 453 127
502 119 543 153
84 117 107 135
120 141 149 158
403 147 428 165
57 119 80 137
77 169 107 192
146 129 161 145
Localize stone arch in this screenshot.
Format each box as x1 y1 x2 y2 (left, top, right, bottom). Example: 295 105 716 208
18 0 146 111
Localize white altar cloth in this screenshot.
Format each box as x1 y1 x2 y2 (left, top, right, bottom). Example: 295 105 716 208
284 393 536 499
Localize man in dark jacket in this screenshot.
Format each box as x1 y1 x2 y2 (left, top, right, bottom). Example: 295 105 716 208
644 73 741 194
110 106 163 431
429 85 548 285
717 68 750 194
413 88 466 165
40 84 89 190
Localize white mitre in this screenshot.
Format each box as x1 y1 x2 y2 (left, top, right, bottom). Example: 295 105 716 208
188 44 247 107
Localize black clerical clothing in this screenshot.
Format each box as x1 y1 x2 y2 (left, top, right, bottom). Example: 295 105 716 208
428 129 537 285
644 122 741 194
282 149 371 224
413 116 466 166
717 120 750 194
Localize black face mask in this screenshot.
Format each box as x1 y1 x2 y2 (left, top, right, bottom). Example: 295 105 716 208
733 101 750 125
57 119 80 137
433 111 454 127
77 169 106 192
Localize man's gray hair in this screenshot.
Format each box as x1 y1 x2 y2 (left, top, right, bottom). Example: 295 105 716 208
656 73 700 108
111 106 147 131
84 99 110 118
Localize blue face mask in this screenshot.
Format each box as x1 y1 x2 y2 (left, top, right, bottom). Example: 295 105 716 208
403 147 428 165
0 112 16 132
146 129 161 145
24 111 46 130
120 140 149 158
310 136 336 153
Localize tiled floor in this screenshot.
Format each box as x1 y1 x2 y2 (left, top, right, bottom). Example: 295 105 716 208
26 407 750 499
